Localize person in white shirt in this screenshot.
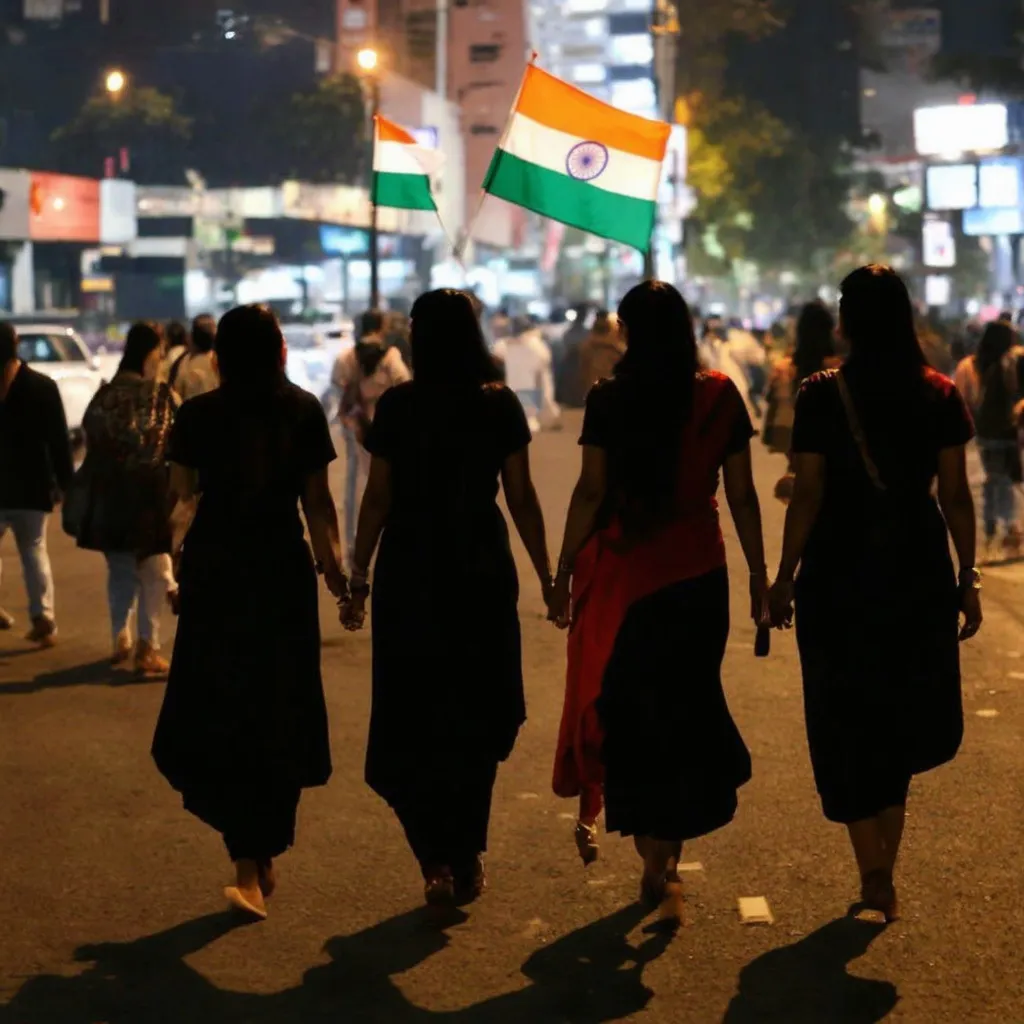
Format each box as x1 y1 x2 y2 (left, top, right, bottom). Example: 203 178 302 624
492 317 560 433
172 314 220 401
330 310 411 556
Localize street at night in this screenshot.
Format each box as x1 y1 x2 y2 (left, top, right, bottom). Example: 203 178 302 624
0 424 1021 1024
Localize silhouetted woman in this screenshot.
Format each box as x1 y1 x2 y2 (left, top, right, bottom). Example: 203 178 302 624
341 289 551 909
547 281 766 919
770 266 981 921
763 301 837 457
152 305 346 920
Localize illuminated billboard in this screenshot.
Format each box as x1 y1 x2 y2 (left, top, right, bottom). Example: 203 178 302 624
914 104 1008 156
922 217 956 267
926 164 978 210
978 156 1024 209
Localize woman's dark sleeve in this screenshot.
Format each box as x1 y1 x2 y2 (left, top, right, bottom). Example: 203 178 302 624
297 395 338 475
723 380 755 456
790 377 831 455
364 386 402 459
579 381 614 449
493 385 532 459
166 400 199 467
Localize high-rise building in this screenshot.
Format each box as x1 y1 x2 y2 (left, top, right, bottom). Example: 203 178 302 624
531 0 657 120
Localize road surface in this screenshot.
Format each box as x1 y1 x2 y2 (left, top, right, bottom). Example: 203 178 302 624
0 418 1021 1023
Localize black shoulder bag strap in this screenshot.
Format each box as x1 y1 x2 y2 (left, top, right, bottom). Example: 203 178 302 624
835 372 887 493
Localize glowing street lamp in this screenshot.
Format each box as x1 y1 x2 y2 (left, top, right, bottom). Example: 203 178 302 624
356 47 379 73
105 69 127 97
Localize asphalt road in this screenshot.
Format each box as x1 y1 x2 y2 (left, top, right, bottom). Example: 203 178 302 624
0 417 1022 1024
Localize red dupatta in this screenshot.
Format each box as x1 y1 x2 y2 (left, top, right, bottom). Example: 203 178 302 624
552 372 743 799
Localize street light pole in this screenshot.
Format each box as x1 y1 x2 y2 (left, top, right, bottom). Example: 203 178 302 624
369 75 381 309
357 46 382 309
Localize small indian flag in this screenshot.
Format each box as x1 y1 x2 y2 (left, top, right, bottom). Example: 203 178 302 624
373 115 442 212
482 65 671 252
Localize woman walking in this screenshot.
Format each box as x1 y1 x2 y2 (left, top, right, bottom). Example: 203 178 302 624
341 289 551 909
763 301 838 458
152 305 346 920
547 281 766 916
78 322 177 677
953 320 1023 559
770 266 981 921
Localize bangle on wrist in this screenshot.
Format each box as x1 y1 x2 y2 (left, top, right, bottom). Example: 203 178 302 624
958 567 982 590
556 555 574 578
749 566 768 579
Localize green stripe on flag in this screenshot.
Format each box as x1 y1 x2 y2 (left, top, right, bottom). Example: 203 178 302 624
372 170 435 211
483 150 656 252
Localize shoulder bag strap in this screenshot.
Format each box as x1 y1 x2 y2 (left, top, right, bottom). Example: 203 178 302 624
835 372 887 493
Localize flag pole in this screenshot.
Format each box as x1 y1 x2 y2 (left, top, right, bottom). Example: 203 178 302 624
456 53 538 263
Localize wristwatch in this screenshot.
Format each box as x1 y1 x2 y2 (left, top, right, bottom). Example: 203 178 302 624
958 567 982 591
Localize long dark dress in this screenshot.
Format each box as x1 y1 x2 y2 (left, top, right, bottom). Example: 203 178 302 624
556 372 753 842
792 366 974 824
151 383 336 861
362 380 530 876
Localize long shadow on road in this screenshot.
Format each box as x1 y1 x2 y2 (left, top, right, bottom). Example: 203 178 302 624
722 913 898 1023
0 658 164 695
0 902 672 1023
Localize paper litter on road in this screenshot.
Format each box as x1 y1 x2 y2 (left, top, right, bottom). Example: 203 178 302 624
976 709 1000 718
679 862 705 873
738 897 774 925
1008 672 1024 681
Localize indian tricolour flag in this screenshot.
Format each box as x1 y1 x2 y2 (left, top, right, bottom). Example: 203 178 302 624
482 65 671 252
372 115 443 212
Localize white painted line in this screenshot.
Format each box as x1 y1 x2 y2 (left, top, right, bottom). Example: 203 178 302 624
976 708 1000 718
1008 671 1024 681
516 792 541 800
679 862 705 873
738 896 774 925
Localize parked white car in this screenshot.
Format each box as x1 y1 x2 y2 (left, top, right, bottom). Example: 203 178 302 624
16 325 106 437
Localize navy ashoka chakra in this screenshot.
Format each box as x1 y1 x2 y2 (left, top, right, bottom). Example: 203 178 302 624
565 141 610 182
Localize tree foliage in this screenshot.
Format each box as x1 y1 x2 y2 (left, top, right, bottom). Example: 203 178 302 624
52 87 191 181
270 74 369 185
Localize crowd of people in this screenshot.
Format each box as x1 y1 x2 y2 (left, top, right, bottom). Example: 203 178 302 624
0 264 993 929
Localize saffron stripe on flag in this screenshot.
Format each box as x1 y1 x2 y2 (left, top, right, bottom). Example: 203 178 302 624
515 65 670 162
483 150 656 252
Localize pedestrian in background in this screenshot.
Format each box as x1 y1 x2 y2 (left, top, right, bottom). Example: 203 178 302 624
153 304 346 921
77 322 178 676
954 320 1023 560
172 314 219 401
763 301 837 457
0 321 73 645
341 289 551 910
162 320 189 382
547 281 764 922
492 316 560 433
770 265 980 923
576 309 625 399
331 310 411 560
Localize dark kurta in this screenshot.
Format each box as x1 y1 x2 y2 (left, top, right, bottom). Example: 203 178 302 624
152 384 336 815
362 381 530 814
792 366 974 823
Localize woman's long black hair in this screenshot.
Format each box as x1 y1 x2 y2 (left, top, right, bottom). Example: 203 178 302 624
409 289 502 390
611 280 699 537
975 320 1017 377
215 304 287 394
118 321 164 376
793 302 836 384
839 265 925 373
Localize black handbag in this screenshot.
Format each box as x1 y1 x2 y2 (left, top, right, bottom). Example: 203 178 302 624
61 458 94 541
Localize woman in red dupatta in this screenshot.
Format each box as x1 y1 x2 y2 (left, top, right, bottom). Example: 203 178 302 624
548 281 768 913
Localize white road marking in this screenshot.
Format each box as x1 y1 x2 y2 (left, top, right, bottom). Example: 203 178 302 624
976 709 1000 718
679 862 705 873
738 896 774 925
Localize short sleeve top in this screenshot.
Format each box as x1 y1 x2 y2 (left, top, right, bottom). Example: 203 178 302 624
792 366 974 578
364 381 531 566
168 382 336 548
578 371 754 580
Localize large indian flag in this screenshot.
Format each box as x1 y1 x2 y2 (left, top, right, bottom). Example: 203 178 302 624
482 65 671 252
372 115 442 212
